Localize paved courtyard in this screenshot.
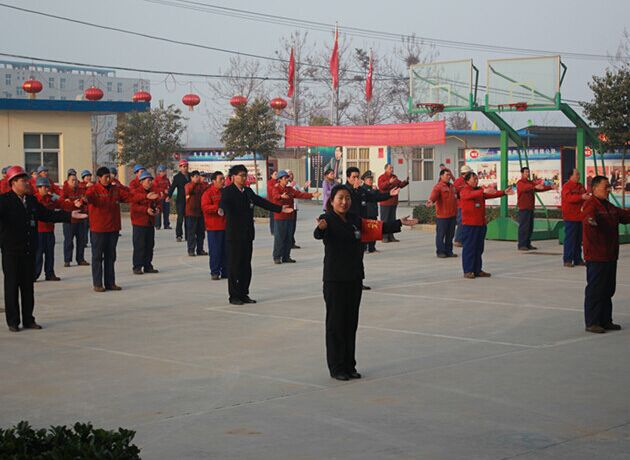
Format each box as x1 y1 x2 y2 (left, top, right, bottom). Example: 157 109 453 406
1 203 629 459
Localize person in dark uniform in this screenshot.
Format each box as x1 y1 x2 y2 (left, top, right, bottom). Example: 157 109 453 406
359 170 379 253
220 164 292 305
314 184 417 380
168 159 191 242
0 166 86 331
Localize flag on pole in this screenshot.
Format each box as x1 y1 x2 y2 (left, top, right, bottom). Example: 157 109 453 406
330 26 339 90
287 47 295 98
365 51 373 101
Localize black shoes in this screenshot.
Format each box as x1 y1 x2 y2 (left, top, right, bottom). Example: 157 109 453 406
273 259 282 264
144 267 159 274
242 297 257 304
78 260 90 266
133 268 144 275
176 237 183 242
362 285 371 290
211 274 220 280
197 250 208 256
585 325 606 334
604 322 622 331
331 373 350 381
64 262 71 267
348 371 362 379
229 298 244 305
282 258 296 263
23 322 42 330
45 274 61 281
292 244 301 249
8 325 20 332
188 251 195 257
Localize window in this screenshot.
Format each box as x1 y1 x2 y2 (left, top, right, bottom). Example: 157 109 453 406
457 148 466 172
24 134 60 182
411 147 434 181
16 86 23 96
48 77 54 88
106 82 113 92
133 83 138 92
345 147 370 174
78 79 84 90
60 78 66 90
5 73 10 85
117 82 123 93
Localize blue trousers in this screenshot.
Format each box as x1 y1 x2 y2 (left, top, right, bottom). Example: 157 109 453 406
207 230 227 276
563 221 583 264
585 261 616 327
91 231 118 288
461 225 486 274
273 219 293 261
454 208 463 243
63 221 86 263
518 209 534 249
269 211 275 235
155 199 170 229
436 217 456 256
185 216 205 254
34 232 55 279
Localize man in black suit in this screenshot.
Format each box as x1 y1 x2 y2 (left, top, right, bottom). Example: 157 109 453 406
167 159 191 242
0 166 87 332
220 164 292 305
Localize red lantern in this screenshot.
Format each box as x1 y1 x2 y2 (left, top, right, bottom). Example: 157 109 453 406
22 79 43 99
132 90 152 103
270 97 287 115
230 95 248 108
182 93 201 111
84 86 104 101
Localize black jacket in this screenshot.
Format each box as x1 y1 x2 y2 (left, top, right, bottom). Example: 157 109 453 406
220 184 282 242
0 191 71 256
345 182 391 218
314 211 401 282
359 184 379 219
168 172 190 206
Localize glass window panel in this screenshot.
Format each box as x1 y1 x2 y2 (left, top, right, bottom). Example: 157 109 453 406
412 160 422 181
43 152 59 183
24 134 41 149
423 148 434 159
25 152 41 173
423 161 434 181
43 134 59 149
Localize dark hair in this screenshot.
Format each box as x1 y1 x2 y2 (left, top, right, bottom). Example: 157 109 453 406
228 164 247 177
335 146 343 152
96 166 110 177
190 170 200 177
521 167 530 173
384 163 392 170
325 184 351 212
324 168 334 176
591 175 608 189
210 171 224 181
346 166 360 177
439 169 451 177
464 171 477 182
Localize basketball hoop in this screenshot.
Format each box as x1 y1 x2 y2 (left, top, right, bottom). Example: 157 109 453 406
497 102 528 112
416 103 445 117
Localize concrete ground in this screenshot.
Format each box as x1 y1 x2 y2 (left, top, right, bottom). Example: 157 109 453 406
1 203 630 459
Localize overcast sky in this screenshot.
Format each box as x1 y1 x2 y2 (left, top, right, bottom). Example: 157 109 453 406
2 0 628 146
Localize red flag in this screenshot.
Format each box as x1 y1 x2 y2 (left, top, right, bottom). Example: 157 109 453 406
365 52 373 102
287 48 295 98
330 27 339 90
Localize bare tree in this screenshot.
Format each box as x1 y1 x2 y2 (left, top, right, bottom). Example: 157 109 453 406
612 28 630 67
347 48 390 125
446 112 472 130
91 115 117 170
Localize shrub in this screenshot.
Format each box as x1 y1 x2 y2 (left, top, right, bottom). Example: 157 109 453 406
413 203 563 224
0 421 141 459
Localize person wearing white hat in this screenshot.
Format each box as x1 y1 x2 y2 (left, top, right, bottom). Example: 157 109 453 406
453 164 472 247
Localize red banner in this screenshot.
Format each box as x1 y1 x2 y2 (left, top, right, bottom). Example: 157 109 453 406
330 28 339 90
361 219 383 243
285 121 446 147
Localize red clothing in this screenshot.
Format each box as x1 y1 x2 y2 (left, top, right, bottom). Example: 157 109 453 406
582 197 630 262
460 185 505 226
377 172 408 206
36 193 74 232
128 177 142 192
561 180 586 222
85 182 131 232
453 176 467 208
429 181 458 218
153 175 171 195
516 179 553 210
184 182 207 217
0 178 10 195
61 182 87 214
129 187 161 227
266 178 277 200
201 185 226 231
31 177 61 196
271 184 313 220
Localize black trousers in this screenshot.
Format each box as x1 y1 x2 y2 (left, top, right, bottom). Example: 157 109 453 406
91 231 118 288
227 239 253 301
380 205 397 241
584 261 617 327
291 211 297 245
2 253 36 327
518 209 534 249
63 221 86 263
185 216 205 254
269 211 275 235
132 225 155 270
176 201 186 239
323 280 363 375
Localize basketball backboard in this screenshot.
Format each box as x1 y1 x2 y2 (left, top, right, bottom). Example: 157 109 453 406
408 59 477 115
486 56 564 112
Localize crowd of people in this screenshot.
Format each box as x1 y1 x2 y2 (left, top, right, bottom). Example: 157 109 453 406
0 153 628 380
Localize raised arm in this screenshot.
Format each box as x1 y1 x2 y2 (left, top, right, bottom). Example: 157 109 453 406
250 189 283 213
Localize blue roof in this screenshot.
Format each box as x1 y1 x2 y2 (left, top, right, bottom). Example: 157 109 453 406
0 98 149 113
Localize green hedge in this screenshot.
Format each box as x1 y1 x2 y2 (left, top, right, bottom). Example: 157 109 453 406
0 421 141 459
413 204 563 224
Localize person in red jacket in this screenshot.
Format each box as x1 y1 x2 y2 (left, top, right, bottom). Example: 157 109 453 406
453 165 472 247
516 167 557 251
426 169 458 258
267 170 277 236
0 165 11 195
271 170 320 264
130 171 161 275
202 171 228 280
561 168 590 268
377 163 409 243
582 175 630 333
460 171 514 279
128 164 146 192
31 165 62 196
85 166 136 292
61 170 89 267
34 177 81 281
153 165 172 230
184 170 208 257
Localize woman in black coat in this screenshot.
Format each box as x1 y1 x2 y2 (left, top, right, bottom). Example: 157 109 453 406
314 185 417 381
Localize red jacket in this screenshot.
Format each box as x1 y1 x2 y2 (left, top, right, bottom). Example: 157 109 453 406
153 175 171 196
582 197 630 262
271 184 313 220
201 185 226 231
36 193 75 232
266 178 277 199
0 178 10 195
85 182 131 232
429 181 458 218
516 179 553 210
453 176 467 208
378 172 409 206
460 185 505 226
128 177 142 192
184 182 207 217
561 180 586 222
130 187 161 227
61 182 87 214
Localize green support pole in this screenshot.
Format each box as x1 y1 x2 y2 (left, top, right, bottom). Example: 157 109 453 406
576 127 585 183
500 130 509 218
